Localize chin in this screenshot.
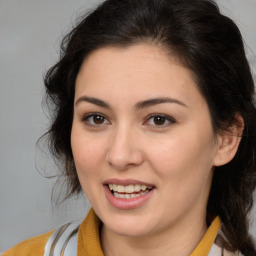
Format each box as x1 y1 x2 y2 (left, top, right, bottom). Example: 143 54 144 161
102 214 157 238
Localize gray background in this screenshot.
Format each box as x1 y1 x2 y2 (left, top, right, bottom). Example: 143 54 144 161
0 0 256 253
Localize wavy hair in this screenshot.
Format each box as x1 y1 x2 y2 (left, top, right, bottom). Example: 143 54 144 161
43 0 256 254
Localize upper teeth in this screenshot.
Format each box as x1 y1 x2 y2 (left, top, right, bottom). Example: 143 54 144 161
108 184 153 193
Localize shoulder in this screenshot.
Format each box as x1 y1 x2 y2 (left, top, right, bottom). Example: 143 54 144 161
2 231 53 256
2 219 82 256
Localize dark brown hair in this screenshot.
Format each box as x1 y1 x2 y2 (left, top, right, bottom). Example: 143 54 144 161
44 0 256 254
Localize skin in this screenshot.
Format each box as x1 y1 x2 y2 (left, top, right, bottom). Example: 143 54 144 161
71 44 241 256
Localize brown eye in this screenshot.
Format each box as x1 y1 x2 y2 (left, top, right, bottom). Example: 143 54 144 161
82 113 110 126
145 114 176 127
93 115 105 124
153 116 166 125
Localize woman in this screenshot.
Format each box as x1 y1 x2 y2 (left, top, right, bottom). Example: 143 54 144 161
4 0 256 255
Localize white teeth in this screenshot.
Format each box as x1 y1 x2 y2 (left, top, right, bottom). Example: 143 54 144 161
125 194 130 199
119 193 125 199
112 189 150 199
108 184 153 193
125 185 134 193
141 190 149 196
117 185 125 193
134 184 140 192
141 185 147 191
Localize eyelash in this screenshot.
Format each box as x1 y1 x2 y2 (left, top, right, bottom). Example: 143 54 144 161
81 112 110 127
81 113 176 128
144 114 176 127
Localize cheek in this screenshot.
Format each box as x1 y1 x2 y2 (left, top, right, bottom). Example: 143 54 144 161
71 129 106 179
148 134 215 216
148 127 216 185
71 131 107 203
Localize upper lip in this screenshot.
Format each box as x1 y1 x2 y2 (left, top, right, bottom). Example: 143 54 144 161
103 178 155 187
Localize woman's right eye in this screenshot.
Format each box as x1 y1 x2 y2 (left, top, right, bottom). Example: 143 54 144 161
82 113 110 126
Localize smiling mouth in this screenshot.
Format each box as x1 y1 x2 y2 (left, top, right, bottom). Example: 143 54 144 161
107 184 154 199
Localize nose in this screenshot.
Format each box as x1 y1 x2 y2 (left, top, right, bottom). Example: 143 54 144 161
106 126 144 171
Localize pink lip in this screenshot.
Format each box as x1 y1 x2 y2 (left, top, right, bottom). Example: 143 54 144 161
103 181 155 210
103 178 155 187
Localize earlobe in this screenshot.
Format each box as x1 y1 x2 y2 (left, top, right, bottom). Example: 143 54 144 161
213 115 244 167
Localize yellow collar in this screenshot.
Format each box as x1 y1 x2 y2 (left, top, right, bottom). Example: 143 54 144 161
77 208 104 256
190 216 221 255
77 209 221 256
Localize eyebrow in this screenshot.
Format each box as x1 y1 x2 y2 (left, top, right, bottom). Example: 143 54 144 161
75 96 110 108
75 96 187 109
135 97 188 109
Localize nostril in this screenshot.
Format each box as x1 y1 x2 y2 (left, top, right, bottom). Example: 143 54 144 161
106 148 144 170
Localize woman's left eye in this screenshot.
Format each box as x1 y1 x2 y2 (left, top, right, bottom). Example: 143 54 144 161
145 114 176 127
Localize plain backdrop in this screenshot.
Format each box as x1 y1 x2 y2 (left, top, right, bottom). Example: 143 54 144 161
0 0 256 252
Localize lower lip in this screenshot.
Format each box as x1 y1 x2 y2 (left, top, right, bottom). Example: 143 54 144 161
104 185 155 210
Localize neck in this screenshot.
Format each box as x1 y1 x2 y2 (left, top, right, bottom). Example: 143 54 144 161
101 212 207 256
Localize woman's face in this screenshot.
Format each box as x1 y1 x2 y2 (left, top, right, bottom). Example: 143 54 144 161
71 44 220 238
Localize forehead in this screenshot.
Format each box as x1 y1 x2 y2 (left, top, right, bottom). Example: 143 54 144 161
77 44 180 81
75 44 204 109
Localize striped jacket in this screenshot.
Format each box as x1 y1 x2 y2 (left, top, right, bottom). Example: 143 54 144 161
44 216 243 256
